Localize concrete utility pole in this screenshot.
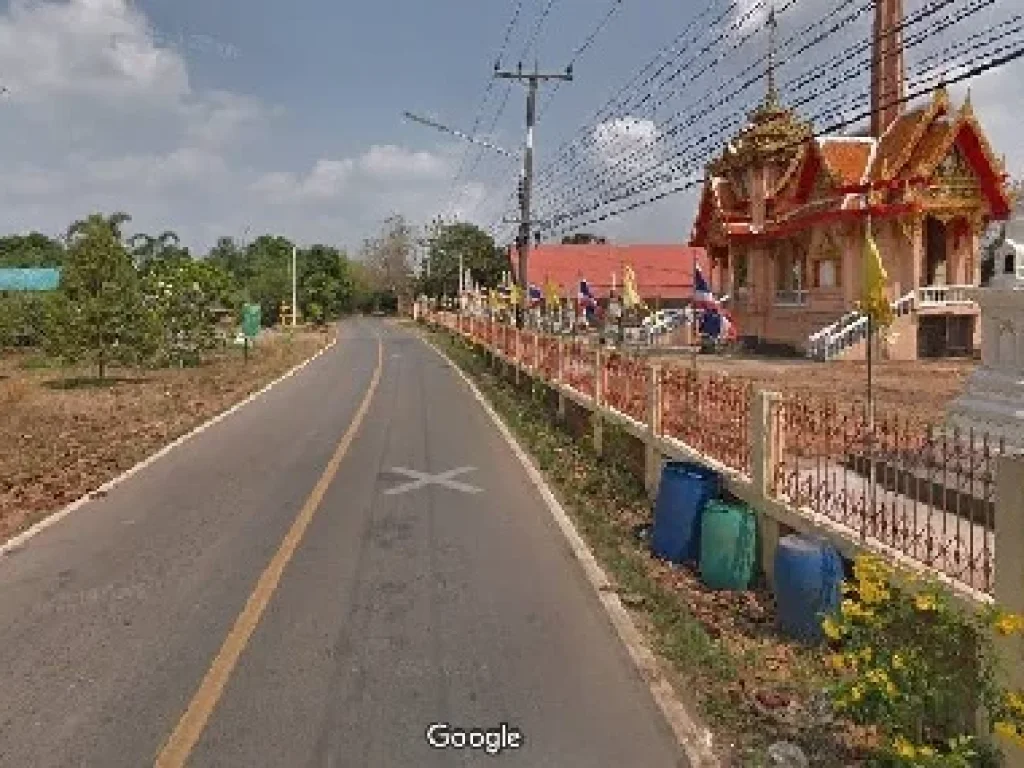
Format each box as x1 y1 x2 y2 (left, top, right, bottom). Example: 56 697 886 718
495 60 572 327
291 245 298 328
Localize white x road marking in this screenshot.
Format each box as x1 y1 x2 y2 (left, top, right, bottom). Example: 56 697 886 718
382 466 482 496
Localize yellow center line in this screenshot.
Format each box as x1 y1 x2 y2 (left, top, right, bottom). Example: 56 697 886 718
154 335 384 768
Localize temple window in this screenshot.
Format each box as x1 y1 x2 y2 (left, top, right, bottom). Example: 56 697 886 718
735 253 749 287
775 242 809 304
813 258 841 289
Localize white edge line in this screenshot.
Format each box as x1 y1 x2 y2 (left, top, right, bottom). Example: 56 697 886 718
417 327 723 768
0 333 340 558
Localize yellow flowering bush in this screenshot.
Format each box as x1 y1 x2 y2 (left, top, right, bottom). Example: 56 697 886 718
822 554 1024 766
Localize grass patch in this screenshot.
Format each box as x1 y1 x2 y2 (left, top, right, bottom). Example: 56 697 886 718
428 327 867 766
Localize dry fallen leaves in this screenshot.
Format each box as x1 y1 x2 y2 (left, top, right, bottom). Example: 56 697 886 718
0 331 331 543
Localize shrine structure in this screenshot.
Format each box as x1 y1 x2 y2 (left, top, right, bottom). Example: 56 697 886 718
688 0 1015 360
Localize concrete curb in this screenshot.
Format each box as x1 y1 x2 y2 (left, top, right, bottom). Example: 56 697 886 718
419 327 722 768
0 333 340 558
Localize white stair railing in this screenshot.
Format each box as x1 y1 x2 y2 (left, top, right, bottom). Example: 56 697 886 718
806 291 916 361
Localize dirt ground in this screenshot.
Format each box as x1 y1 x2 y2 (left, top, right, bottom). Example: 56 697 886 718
652 352 977 427
0 327 333 544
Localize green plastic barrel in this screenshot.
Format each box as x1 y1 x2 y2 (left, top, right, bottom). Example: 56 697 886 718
699 501 757 591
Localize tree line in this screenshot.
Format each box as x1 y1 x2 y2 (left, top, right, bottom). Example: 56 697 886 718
0 211 511 377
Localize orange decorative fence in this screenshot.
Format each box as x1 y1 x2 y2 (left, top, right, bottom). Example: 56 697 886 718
429 312 1004 595
660 367 752 476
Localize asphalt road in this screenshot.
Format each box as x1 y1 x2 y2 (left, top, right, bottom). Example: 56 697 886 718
0 318 686 768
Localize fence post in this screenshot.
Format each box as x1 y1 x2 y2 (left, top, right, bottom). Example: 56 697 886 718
557 338 567 420
645 364 664 500
994 453 1024 762
514 328 521 387
750 389 784 588
593 345 604 456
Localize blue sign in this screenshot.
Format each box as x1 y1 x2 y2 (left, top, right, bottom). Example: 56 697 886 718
0 268 61 291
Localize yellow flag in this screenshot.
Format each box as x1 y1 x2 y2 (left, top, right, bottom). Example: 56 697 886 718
544 277 560 307
622 264 648 313
861 225 893 327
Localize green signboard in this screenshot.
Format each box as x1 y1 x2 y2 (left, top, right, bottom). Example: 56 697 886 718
241 303 261 338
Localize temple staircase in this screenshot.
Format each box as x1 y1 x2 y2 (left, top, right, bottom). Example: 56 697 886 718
806 291 917 361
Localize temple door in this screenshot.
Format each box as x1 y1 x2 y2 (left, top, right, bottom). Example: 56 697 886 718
924 216 948 286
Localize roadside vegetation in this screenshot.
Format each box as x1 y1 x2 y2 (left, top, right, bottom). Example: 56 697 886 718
0 213 510 543
430 327 1024 768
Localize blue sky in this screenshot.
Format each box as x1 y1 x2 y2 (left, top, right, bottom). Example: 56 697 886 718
0 0 1018 254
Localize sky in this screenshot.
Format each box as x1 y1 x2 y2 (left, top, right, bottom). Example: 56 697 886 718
0 0 1019 256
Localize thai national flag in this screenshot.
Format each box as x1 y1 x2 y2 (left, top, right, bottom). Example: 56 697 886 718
528 284 542 307
693 264 719 310
577 279 597 309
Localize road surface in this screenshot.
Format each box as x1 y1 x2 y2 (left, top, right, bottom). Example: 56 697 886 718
0 318 686 767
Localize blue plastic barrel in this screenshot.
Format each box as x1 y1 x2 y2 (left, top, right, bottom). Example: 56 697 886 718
773 535 844 643
651 461 721 564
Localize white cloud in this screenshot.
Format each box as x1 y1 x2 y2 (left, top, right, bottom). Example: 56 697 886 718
592 116 660 173
0 0 483 252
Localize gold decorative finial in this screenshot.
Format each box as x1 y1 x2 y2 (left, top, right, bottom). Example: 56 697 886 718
961 88 974 117
765 4 780 108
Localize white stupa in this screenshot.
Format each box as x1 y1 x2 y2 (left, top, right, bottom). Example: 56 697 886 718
946 236 1024 448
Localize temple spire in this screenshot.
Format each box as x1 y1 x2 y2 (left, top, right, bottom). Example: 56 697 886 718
871 0 906 137
765 5 779 108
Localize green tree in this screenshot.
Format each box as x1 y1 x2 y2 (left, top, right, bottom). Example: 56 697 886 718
298 244 354 324
142 254 236 366
66 211 132 243
561 232 607 245
244 234 294 325
45 213 155 378
206 236 251 285
0 232 65 268
128 230 183 272
419 221 506 297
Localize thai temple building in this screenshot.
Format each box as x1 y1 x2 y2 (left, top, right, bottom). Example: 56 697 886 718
689 0 1015 360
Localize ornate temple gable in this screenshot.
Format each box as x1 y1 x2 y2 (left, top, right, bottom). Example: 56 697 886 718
913 97 1013 219
866 86 951 182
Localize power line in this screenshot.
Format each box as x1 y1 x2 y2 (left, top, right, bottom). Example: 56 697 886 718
475 0 625 235
543 45 1024 238
536 0 994 219
444 0 528 216
534 0 878 206
454 0 565 223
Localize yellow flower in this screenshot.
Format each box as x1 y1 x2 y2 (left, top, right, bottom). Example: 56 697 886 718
841 598 875 621
914 592 939 612
825 653 845 671
894 736 917 759
892 653 906 670
1007 691 1024 714
851 684 865 702
859 579 891 606
919 745 936 757
823 617 843 640
854 555 892 585
994 612 1024 636
996 721 1019 740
